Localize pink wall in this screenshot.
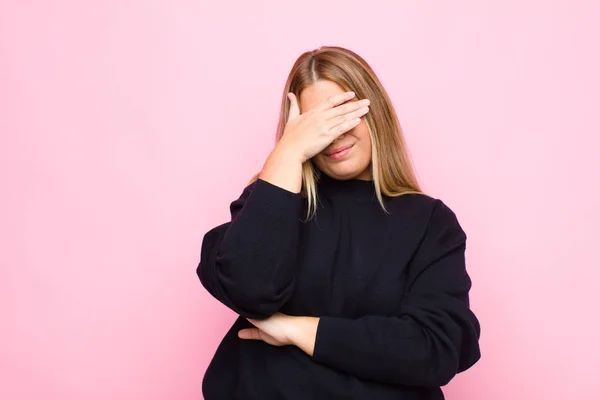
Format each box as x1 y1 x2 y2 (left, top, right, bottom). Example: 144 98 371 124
2 1 599 399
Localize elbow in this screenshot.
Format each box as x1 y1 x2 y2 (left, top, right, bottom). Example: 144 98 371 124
196 258 296 319
198 239 297 318
428 345 461 387
220 275 296 320
380 353 458 388
413 355 458 387
434 360 458 387
427 341 482 387
414 321 480 387
215 252 297 319
404 346 460 387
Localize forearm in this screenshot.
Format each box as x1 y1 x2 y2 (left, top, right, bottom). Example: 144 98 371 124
259 145 304 194
287 312 465 387
311 313 465 387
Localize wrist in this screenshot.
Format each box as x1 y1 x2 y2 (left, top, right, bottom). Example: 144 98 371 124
272 141 306 164
259 145 304 193
288 316 320 356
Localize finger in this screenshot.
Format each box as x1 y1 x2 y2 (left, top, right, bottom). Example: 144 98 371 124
323 97 370 121
238 328 263 340
315 91 356 112
287 92 300 120
329 117 363 139
324 104 369 132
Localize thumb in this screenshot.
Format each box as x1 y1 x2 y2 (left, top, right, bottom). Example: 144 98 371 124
287 92 300 120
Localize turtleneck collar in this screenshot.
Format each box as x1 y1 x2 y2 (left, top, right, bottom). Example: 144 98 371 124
316 171 378 202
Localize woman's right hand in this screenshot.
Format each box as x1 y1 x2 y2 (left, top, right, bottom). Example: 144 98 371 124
277 91 370 163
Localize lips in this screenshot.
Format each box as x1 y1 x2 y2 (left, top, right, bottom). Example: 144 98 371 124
326 144 353 156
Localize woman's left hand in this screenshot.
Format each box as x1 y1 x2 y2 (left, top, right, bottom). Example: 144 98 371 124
238 313 320 356
238 313 293 346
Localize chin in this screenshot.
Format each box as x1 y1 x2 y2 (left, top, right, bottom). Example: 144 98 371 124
314 154 371 178
321 165 369 180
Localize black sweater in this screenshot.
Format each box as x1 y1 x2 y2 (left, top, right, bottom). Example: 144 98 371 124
197 174 481 399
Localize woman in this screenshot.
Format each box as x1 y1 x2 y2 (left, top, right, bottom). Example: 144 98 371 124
197 46 481 399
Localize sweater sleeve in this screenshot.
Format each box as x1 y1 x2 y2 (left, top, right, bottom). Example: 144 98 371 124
197 178 303 319
311 199 481 387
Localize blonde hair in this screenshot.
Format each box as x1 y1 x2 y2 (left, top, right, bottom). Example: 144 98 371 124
250 46 425 220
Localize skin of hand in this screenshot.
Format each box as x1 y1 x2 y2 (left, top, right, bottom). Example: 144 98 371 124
258 90 370 194
278 90 370 164
238 312 320 357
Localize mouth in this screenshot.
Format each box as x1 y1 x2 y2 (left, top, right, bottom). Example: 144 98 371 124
325 144 354 160
326 144 353 156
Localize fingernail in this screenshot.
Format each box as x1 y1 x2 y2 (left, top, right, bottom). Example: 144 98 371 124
347 91 355 97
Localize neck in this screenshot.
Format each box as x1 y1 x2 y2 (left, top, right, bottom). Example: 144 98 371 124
317 171 377 202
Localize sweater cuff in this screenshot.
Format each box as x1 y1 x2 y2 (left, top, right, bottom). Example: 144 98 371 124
312 316 352 365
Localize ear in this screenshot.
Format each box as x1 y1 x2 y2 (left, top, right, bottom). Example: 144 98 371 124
287 92 300 120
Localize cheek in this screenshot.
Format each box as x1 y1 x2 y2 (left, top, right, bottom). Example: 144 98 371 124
355 123 373 163
354 122 371 147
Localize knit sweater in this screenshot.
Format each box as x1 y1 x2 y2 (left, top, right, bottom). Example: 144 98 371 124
197 173 481 399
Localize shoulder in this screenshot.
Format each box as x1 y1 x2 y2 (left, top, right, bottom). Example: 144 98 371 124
228 180 258 217
385 192 450 220
386 193 466 243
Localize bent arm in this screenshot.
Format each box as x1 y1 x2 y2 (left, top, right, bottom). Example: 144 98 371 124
297 200 482 387
197 177 303 319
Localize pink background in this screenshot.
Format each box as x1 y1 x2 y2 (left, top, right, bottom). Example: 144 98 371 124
2 1 599 399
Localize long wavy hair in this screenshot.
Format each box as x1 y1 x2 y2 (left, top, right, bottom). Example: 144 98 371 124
249 46 425 220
